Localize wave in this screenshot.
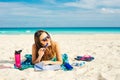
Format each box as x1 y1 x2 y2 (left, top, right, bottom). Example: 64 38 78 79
25 30 31 33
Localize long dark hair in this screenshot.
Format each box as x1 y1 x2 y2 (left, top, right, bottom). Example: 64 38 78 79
34 30 56 60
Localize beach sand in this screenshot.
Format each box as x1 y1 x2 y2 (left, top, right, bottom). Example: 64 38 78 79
0 34 120 80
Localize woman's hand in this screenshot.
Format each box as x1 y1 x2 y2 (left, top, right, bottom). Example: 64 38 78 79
42 61 51 65
38 48 46 57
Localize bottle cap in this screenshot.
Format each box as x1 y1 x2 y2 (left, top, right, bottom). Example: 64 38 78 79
15 50 22 54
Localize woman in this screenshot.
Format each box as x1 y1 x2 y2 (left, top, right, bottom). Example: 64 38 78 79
32 30 63 65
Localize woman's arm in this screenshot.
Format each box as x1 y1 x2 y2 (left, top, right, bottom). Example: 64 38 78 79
42 42 63 65
32 44 43 64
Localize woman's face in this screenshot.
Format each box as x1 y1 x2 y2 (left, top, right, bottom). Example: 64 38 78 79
39 32 51 47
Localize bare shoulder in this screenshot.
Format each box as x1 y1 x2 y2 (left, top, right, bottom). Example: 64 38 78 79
32 43 37 55
53 41 59 46
32 43 36 49
53 41 60 50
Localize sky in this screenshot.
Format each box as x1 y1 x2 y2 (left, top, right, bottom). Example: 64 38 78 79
0 0 120 27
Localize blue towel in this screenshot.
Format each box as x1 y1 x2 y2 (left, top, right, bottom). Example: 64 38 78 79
14 53 73 71
61 54 73 71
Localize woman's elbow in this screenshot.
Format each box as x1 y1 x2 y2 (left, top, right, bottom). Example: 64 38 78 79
59 60 63 65
32 60 37 65
32 61 35 65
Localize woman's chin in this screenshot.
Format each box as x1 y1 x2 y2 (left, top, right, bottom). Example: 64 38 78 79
47 42 51 46
48 43 51 46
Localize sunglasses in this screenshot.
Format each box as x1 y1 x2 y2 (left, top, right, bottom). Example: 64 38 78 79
41 36 50 42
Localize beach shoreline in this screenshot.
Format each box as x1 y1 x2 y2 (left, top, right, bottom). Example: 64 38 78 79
0 34 120 80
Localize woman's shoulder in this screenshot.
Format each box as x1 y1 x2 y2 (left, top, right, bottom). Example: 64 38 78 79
32 43 36 49
52 41 59 47
52 41 58 45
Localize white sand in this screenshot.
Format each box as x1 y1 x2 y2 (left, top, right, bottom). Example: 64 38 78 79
0 34 120 80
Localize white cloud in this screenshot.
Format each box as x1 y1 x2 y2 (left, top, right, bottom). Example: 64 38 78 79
12 7 53 17
100 0 120 8
0 2 55 17
63 0 120 10
64 0 97 9
101 8 120 14
0 2 86 17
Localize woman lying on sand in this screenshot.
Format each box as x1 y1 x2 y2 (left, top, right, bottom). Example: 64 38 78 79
32 30 63 65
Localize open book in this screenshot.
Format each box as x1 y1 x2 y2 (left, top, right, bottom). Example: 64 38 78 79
34 62 61 71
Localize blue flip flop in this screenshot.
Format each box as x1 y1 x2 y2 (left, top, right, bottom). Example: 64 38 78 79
72 62 85 67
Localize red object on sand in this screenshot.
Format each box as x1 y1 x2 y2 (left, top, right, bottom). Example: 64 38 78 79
0 65 12 69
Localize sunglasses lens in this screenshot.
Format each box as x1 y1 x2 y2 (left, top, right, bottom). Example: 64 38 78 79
47 36 50 39
42 36 50 41
43 38 47 41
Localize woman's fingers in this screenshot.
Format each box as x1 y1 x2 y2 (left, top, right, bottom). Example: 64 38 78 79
38 48 44 56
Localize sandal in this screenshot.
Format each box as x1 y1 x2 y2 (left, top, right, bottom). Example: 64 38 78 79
75 55 94 61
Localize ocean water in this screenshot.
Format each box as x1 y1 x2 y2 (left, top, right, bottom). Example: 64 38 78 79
0 27 120 35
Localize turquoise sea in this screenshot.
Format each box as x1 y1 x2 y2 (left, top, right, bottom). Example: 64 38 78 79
0 27 120 35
